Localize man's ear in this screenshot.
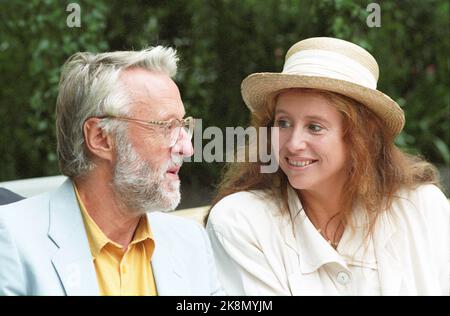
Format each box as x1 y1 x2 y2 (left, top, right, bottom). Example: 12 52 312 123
83 117 115 163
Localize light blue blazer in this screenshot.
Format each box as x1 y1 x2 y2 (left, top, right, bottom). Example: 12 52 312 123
0 179 223 296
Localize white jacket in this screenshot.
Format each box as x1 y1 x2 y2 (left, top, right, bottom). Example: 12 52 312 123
207 184 449 295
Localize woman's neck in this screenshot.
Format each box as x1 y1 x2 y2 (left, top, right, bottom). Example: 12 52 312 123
297 187 345 247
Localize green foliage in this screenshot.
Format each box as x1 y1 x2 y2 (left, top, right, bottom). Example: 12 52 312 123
1 0 108 180
0 0 448 191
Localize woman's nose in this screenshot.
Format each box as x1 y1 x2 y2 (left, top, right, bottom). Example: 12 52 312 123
284 128 308 152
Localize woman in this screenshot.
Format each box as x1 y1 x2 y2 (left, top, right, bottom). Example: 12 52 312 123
206 37 449 295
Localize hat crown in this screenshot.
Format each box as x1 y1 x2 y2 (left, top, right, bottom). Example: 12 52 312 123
240 37 405 135
282 37 379 89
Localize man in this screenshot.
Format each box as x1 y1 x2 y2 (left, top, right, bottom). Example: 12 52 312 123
0 47 223 295
0 188 23 205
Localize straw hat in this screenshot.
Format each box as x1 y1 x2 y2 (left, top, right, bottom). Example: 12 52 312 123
241 37 405 135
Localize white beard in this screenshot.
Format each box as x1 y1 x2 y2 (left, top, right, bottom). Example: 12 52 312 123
112 134 183 214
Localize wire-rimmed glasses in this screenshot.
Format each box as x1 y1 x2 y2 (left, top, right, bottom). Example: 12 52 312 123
99 115 195 147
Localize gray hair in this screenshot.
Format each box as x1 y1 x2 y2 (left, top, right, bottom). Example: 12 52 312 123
55 46 179 177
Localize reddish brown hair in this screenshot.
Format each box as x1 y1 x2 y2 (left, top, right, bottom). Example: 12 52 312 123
207 88 439 234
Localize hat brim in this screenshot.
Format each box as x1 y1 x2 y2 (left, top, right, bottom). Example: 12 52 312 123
241 73 405 135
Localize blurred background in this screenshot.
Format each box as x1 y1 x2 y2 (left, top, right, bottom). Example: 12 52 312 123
0 0 448 208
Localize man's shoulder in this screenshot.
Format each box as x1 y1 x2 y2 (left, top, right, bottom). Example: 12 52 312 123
149 210 202 227
0 192 50 226
148 211 205 240
0 192 54 254
0 179 74 221
148 212 212 261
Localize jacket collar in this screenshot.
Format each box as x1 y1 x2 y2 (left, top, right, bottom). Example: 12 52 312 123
284 186 347 273
282 185 403 295
48 179 99 296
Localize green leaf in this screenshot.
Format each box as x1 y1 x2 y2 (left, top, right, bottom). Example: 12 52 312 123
433 138 450 164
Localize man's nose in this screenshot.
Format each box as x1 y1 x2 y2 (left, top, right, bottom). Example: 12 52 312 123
171 128 194 158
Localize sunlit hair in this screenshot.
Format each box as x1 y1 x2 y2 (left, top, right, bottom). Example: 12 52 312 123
209 88 440 235
55 46 179 177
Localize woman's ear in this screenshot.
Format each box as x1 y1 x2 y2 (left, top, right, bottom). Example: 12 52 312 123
83 117 115 163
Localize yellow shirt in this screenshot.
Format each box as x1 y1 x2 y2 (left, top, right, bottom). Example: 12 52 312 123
74 184 157 296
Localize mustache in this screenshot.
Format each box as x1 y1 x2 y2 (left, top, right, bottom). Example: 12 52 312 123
171 154 184 168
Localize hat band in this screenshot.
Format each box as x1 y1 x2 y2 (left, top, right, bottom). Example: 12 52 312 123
282 49 377 89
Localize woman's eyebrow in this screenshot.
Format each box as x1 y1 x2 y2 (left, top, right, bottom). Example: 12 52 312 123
304 115 331 125
274 110 330 124
274 109 290 116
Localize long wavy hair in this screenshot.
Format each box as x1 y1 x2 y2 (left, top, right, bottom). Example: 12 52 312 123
207 88 440 235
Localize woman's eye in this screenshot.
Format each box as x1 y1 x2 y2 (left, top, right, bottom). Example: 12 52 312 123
308 124 324 133
275 119 291 128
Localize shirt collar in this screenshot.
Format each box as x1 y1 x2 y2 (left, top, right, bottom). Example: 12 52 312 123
130 216 153 245
286 185 377 273
73 181 154 259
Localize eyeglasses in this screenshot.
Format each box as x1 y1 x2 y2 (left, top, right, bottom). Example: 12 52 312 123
99 115 195 147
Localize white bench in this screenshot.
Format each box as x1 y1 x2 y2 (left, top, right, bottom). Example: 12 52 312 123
0 175 210 226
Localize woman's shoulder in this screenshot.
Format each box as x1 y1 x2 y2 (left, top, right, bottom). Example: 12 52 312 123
396 183 448 204
207 190 280 229
215 189 272 205
392 183 449 219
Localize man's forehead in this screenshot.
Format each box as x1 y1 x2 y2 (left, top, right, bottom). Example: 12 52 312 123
131 100 185 119
120 68 184 119
120 68 175 96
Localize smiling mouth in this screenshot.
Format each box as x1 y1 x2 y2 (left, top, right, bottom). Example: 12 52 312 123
286 159 318 168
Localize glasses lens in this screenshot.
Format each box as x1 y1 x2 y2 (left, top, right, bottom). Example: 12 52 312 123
184 117 194 140
168 117 194 147
168 124 180 147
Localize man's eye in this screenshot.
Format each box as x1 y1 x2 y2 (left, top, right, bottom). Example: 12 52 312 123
308 124 324 132
166 121 178 131
275 119 291 128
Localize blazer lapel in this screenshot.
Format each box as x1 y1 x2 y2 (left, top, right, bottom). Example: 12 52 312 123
148 213 189 295
48 179 99 296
